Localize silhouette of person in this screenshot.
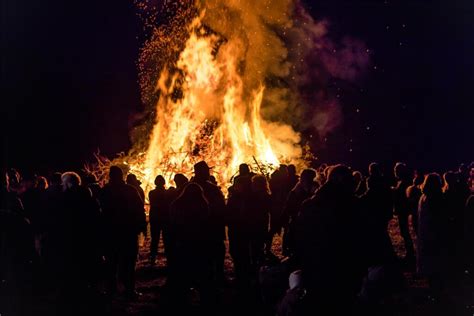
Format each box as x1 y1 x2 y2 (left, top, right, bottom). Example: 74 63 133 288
360 165 396 266
268 165 290 253
99 166 146 299
0 169 35 316
169 183 214 306
148 175 172 265
392 162 415 264
248 175 272 269
352 170 367 197
282 169 317 257
173 173 189 196
126 173 145 203
48 172 101 303
232 163 255 185
443 171 467 277
406 172 424 235
227 175 253 287
38 172 63 261
464 195 474 273
36 176 49 191
19 172 41 223
287 164 299 191
417 173 446 297
294 165 366 314
166 173 189 280
191 161 227 285
83 173 101 200
6 168 22 194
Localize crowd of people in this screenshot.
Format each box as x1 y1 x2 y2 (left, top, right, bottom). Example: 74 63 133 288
1 160 473 315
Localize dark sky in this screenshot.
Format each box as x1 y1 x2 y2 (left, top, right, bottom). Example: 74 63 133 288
2 0 473 175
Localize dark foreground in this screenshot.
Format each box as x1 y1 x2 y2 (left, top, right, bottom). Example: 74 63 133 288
8 217 474 316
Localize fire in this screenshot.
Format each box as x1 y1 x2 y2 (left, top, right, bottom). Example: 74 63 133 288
116 6 305 195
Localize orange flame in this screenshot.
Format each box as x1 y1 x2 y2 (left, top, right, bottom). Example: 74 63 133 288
128 13 303 194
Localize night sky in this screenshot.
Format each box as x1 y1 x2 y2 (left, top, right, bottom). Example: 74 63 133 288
2 0 473 176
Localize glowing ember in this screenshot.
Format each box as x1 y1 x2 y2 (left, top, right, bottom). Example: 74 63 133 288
124 5 304 194
86 0 369 195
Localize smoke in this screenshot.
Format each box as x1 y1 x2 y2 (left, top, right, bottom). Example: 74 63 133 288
135 0 369 150
198 0 369 138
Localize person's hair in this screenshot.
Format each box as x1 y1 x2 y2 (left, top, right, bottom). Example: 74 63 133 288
414 173 424 186
239 164 250 175
37 176 49 190
109 166 123 182
352 170 363 182
7 168 21 184
327 164 354 194
300 168 316 184
279 164 289 176
61 172 81 187
154 175 166 187
422 173 442 197
126 173 138 184
1 169 8 188
288 164 297 175
443 171 457 192
252 174 270 194
369 162 381 177
394 162 410 181
174 173 189 188
327 165 352 184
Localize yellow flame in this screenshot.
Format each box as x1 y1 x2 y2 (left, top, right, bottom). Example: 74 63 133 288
130 14 302 193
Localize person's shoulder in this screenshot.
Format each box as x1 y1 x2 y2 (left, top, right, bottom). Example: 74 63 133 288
204 181 223 193
124 183 141 195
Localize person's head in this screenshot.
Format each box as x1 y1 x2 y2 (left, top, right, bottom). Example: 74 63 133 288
300 168 316 188
368 162 382 177
251 174 270 194
7 168 21 186
83 173 98 186
422 173 442 197
413 173 424 186
37 176 49 190
50 172 63 186
239 164 250 176
109 166 123 183
352 171 363 184
174 173 189 189
61 172 81 191
279 164 289 177
327 164 355 195
209 175 218 185
288 164 297 176
154 175 166 188
22 173 37 190
233 176 248 194
1 169 9 189
194 161 211 181
394 162 410 181
126 173 140 186
443 171 457 191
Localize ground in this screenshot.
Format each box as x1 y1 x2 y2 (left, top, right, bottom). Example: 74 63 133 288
107 216 474 316
16 215 474 316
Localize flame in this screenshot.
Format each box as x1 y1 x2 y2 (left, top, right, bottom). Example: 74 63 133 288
128 11 303 194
